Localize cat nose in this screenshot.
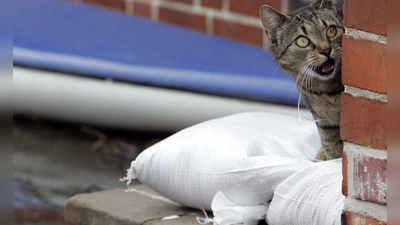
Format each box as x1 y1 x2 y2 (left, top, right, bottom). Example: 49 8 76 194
320 48 332 56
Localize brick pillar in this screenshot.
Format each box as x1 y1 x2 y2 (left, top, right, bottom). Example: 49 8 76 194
340 0 387 224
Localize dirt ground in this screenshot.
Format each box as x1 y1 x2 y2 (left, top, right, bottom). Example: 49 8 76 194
13 116 169 225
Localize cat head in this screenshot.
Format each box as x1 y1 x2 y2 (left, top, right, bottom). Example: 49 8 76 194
260 0 344 81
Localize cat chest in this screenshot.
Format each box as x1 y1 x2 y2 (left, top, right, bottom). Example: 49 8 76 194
303 92 341 122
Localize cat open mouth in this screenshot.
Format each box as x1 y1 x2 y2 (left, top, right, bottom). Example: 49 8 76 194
314 58 335 76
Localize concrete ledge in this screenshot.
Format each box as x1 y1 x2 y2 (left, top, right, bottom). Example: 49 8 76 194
64 187 206 225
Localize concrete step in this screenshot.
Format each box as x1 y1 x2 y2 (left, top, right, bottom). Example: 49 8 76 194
64 185 209 225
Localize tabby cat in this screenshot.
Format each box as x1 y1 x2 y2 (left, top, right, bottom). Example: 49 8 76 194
260 0 344 160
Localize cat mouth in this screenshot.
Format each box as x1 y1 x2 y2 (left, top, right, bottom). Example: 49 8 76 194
313 58 335 76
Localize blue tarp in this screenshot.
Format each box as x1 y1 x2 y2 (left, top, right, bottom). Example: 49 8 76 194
13 0 299 105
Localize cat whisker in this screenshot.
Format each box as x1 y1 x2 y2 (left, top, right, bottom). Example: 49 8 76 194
303 66 309 92
295 65 310 123
291 64 309 100
307 65 315 92
304 67 309 92
299 65 312 93
297 92 303 124
296 65 309 86
296 65 314 123
308 66 313 92
271 66 279 77
291 65 309 115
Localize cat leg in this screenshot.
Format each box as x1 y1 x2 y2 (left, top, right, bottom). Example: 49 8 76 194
323 139 343 160
315 148 327 161
316 126 343 160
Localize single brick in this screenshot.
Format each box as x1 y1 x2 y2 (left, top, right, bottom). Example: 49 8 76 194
83 0 125 12
342 152 348 196
229 0 281 17
342 35 387 94
342 210 387 225
159 7 207 32
341 93 387 150
64 188 201 225
352 153 387 204
165 0 193 5
343 0 387 35
213 18 263 47
133 2 151 18
201 0 223 9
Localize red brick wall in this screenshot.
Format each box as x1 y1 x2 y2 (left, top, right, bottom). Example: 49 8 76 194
341 0 387 224
71 0 293 49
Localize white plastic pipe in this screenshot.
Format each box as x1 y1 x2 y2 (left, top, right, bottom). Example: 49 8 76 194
13 66 313 132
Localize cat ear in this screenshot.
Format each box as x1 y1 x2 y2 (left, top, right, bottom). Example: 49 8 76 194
260 5 290 39
313 0 335 10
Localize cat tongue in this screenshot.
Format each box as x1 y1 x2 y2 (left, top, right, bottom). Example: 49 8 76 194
321 60 333 73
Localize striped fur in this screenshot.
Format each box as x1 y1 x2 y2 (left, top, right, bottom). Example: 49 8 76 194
260 0 344 160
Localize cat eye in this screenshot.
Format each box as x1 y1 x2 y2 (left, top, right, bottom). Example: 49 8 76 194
326 26 337 38
295 36 310 48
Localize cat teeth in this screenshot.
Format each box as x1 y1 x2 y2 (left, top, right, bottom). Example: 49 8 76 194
322 65 334 73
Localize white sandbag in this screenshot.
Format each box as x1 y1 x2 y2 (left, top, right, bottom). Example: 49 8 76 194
122 112 321 213
267 159 345 225
207 191 269 225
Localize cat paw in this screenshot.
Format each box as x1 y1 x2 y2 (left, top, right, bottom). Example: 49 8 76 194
314 149 328 162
